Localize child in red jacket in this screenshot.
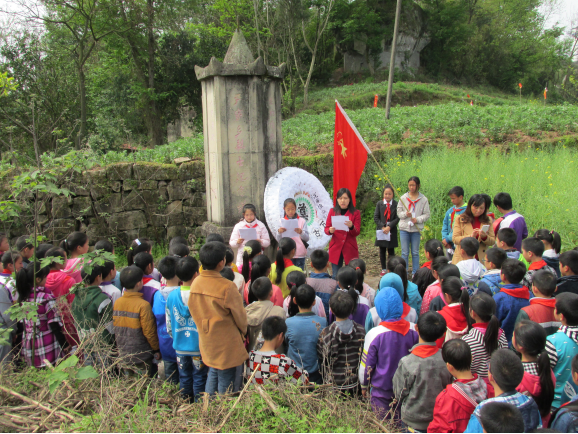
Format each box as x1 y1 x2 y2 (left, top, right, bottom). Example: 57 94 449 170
428 339 494 433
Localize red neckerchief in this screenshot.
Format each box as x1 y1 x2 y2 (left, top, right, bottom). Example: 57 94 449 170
402 302 411 318
407 197 421 212
529 260 547 271
421 261 432 270
245 223 258 228
450 206 464 228
488 212 495 219
501 286 530 299
380 319 410 336
283 215 299 220
278 258 294 269
530 297 556 308
2 269 11 274
143 276 153 284
383 201 391 221
411 344 439 358
473 322 489 331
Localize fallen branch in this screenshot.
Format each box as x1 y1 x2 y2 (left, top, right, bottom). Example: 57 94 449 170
216 364 260 432
256 384 294 432
0 385 76 421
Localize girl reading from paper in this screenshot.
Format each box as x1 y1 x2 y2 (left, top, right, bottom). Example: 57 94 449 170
324 188 361 278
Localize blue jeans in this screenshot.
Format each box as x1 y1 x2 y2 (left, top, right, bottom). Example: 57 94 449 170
206 366 240 395
293 257 306 271
331 254 344 279
177 355 208 402
164 360 180 385
400 231 421 274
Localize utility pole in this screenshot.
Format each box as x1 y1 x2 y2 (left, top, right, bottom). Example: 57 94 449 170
385 0 402 120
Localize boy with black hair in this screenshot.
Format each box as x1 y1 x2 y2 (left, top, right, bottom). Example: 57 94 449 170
133 252 161 306
246 316 308 385
556 250 578 295
479 402 525 433
464 349 541 433
496 228 521 260
167 256 207 401
152 256 180 384
546 292 578 408
428 264 462 312
113 265 160 377
550 354 578 431
246 277 286 352
306 249 338 318
456 237 486 296
225 247 244 289
220 267 235 281
285 284 327 384
493 192 528 252
205 233 225 244
170 243 189 258
429 339 493 433
94 239 122 290
72 264 114 364
393 311 453 431
494 259 530 345
478 247 508 296
317 290 365 391
0 251 22 301
521 237 557 289
442 186 467 259
100 260 121 305
169 236 187 249
188 242 247 395
515 270 560 335
15 236 34 268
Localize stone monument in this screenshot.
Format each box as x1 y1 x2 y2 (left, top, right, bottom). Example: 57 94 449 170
195 30 286 249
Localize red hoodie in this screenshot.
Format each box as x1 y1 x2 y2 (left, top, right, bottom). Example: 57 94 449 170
45 270 79 347
428 374 494 433
436 303 469 348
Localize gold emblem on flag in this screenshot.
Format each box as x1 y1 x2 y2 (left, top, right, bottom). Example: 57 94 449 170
336 131 347 158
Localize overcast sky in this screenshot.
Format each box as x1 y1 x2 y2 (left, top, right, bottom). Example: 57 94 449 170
543 0 578 34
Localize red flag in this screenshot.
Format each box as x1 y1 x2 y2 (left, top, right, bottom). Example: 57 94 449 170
519 83 523 88
544 87 548 99
334 101 369 206
373 95 378 107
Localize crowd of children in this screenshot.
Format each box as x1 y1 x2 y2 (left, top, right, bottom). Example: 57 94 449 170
1 181 578 433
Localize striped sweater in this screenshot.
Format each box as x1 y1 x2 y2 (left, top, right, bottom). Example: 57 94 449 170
317 320 365 390
462 324 508 378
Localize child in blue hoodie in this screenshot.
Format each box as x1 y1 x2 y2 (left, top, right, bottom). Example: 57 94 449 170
441 186 466 259
478 247 507 296
152 256 180 384
166 256 207 401
493 259 530 346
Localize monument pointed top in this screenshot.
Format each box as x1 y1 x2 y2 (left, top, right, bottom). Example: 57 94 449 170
223 30 255 65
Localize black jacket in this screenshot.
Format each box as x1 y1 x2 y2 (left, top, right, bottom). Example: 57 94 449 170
555 275 578 296
373 199 399 248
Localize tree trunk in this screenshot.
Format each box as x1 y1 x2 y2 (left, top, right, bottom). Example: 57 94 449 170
78 63 87 149
147 0 163 147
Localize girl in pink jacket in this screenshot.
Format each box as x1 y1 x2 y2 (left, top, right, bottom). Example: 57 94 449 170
274 199 309 271
61 232 89 283
230 204 271 268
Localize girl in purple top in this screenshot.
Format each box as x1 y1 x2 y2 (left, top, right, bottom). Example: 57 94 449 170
328 266 370 327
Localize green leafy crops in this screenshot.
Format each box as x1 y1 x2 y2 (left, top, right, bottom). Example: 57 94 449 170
360 146 578 248
283 103 578 150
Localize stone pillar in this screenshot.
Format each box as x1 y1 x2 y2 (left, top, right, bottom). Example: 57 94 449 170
195 30 286 240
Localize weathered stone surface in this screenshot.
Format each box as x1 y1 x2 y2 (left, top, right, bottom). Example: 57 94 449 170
188 178 205 193
184 192 206 208
167 225 187 240
317 155 333 176
90 181 121 200
108 211 147 231
183 206 207 226
123 180 157 191
168 181 193 201
85 168 108 185
94 193 122 215
174 157 192 165
158 181 169 201
46 218 76 242
199 221 233 241
68 184 91 196
133 162 178 181
72 196 94 217
151 201 184 227
106 163 133 180
86 223 109 241
178 161 205 180
52 195 73 219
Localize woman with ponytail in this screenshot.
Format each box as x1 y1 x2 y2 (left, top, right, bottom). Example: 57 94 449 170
412 239 444 297
535 229 562 277
513 320 556 425
283 271 326 318
244 255 283 307
387 256 422 314
462 292 508 377
16 263 68 367
60 232 89 283
328 266 370 327
349 258 374 307
239 240 262 283
269 238 302 298
436 276 470 347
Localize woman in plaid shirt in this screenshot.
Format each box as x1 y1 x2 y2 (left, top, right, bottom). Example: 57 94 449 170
16 263 68 368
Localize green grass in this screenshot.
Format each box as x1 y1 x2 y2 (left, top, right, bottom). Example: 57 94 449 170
357 146 578 248
283 103 578 151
